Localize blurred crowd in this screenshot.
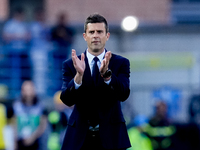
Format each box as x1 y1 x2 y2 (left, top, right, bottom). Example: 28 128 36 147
0 80 73 150
0 6 75 98
1 80 200 150
1 6 200 150
0 6 75 150
127 100 200 150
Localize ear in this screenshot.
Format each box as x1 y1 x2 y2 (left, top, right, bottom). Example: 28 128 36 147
106 32 110 41
83 33 86 41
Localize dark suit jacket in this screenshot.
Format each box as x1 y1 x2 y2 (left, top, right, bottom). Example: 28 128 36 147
60 50 131 150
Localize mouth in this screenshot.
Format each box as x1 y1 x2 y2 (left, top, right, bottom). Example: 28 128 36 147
92 41 100 44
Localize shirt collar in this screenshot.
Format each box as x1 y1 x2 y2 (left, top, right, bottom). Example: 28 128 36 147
86 49 105 65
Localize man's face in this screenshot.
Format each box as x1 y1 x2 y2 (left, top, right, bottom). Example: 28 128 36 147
83 23 110 55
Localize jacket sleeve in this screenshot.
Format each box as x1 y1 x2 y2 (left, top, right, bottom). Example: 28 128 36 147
60 60 78 106
108 57 130 102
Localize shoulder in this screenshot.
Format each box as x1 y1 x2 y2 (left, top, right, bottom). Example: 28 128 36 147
62 53 82 66
112 53 128 59
13 99 22 107
4 19 13 25
62 57 77 73
111 53 130 64
13 100 23 114
62 57 73 66
3 20 14 30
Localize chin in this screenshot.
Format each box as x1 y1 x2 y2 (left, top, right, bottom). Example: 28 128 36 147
93 48 100 52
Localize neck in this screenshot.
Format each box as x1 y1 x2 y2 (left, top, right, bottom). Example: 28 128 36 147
88 48 105 56
23 96 34 106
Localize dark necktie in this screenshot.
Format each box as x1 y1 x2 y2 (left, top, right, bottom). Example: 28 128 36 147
92 57 99 84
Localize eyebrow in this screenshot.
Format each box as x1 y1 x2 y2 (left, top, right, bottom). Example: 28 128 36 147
88 29 104 32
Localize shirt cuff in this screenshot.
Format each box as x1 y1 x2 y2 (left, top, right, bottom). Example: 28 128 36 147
74 80 82 89
104 78 111 85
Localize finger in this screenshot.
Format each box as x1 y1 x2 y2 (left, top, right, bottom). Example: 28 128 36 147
107 51 112 60
72 49 76 53
100 59 106 72
72 49 76 57
81 53 85 62
105 52 110 62
104 56 110 66
71 49 75 58
72 50 77 66
100 60 105 73
72 50 80 62
102 59 106 67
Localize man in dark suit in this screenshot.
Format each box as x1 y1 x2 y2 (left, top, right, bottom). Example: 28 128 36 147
60 13 131 150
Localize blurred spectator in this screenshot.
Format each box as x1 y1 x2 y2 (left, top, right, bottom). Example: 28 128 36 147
2 7 31 97
144 101 176 150
50 12 75 66
49 12 75 94
29 7 50 96
47 91 72 150
2 7 30 53
13 80 47 150
128 115 153 150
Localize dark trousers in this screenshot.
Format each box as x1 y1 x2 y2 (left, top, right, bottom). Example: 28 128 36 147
80 130 126 150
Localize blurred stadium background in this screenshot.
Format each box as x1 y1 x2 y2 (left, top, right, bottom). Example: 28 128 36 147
1 0 200 149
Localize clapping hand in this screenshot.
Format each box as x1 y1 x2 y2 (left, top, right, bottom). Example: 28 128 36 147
100 51 112 75
72 49 85 84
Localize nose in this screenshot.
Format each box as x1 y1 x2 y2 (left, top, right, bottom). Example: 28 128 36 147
93 31 99 37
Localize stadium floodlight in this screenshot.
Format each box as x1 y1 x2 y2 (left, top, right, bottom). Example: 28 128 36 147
121 16 139 32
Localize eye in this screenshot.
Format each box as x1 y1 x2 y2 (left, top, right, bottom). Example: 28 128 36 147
89 31 94 34
97 31 103 34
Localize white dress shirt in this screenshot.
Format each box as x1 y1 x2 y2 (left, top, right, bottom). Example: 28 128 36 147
74 49 111 89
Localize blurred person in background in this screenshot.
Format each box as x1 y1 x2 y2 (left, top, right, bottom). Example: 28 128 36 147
50 12 75 94
13 80 47 150
47 90 70 150
29 7 50 97
0 85 15 150
50 12 75 69
127 115 153 150
144 101 176 150
2 7 31 97
60 13 131 150
2 7 30 53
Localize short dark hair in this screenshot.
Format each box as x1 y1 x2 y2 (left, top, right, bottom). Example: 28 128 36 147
84 13 109 33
